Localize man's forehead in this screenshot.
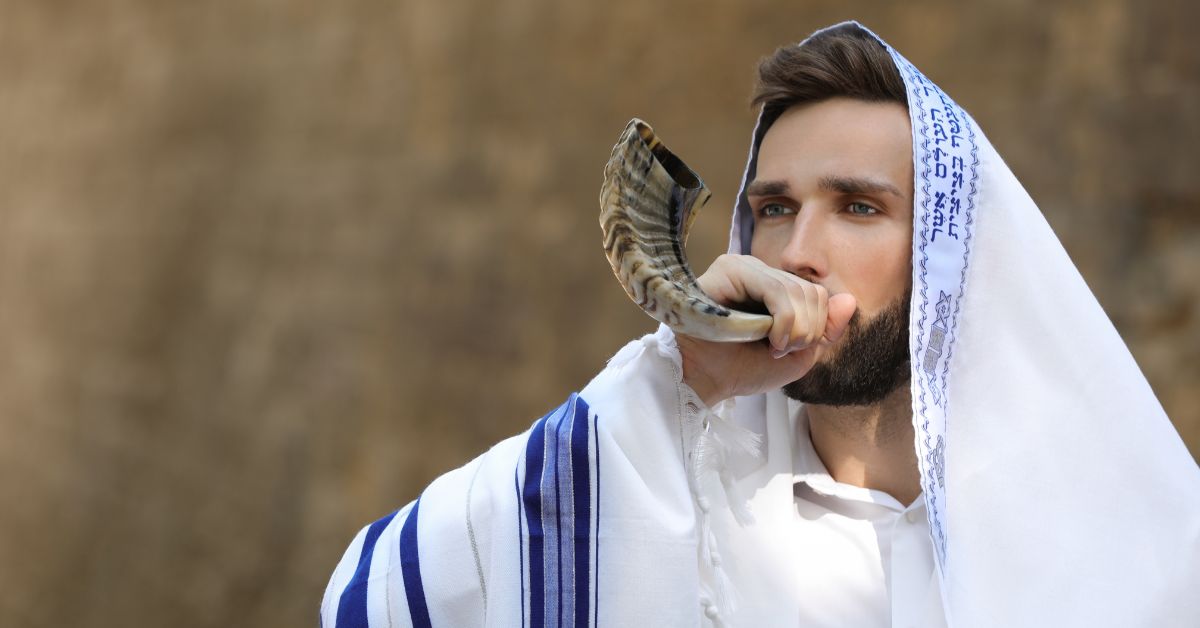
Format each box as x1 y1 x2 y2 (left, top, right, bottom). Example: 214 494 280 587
751 99 914 198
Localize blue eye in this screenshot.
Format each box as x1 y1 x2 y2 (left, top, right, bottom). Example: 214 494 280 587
760 203 793 217
847 202 878 216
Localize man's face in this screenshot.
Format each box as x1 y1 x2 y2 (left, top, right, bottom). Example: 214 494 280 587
747 98 914 405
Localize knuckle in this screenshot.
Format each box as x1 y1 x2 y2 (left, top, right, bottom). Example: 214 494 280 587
796 283 817 306
786 279 807 297
799 311 818 344
774 307 794 327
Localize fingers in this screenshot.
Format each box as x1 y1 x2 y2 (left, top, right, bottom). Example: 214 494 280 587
771 277 827 358
762 285 794 354
738 267 811 356
698 255 802 353
696 255 847 356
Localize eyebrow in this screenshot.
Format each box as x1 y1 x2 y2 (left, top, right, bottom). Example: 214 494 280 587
745 176 904 199
745 179 791 197
819 175 904 198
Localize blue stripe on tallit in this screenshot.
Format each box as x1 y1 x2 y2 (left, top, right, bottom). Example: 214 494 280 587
522 405 552 628
551 398 575 626
335 509 398 628
542 402 565 626
544 410 561 624
400 497 432 628
570 397 592 627
591 411 599 628
519 394 596 628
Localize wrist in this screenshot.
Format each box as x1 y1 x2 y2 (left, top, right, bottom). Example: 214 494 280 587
677 335 726 407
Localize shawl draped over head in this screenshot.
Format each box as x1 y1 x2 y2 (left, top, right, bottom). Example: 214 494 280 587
322 21 1200 628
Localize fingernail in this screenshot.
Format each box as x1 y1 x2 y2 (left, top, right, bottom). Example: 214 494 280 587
775 334 790 352
771 348 786 359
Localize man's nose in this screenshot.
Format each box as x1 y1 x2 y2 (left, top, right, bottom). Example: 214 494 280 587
778 210 828 282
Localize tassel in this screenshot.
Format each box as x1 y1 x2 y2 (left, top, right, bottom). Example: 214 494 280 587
699 591 725 627
709 549 740 615
693 428 726 476
676 361 766 624
706 411 764 461
703 409 763 527
697 512 713 565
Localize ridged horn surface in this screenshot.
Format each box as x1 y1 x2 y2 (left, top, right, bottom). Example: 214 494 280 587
600 118 772 342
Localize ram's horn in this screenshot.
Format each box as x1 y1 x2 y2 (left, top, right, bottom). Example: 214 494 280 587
600 118 772 342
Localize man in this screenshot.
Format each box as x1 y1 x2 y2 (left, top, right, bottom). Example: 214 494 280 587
322 23 1200 628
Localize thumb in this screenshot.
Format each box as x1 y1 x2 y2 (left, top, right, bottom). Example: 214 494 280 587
823 293 857 343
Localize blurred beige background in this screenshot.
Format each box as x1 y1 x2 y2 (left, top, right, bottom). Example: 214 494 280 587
0 1 1196 626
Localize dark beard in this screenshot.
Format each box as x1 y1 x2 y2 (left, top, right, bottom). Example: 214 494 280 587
782 291 911 406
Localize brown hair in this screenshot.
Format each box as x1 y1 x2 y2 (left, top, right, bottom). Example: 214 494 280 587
752 24 907 131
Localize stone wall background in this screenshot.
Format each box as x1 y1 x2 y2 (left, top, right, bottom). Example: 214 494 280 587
0 1 1195 626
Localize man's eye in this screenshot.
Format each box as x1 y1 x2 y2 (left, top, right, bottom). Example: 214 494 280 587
760 203 792 217
847 202 878 216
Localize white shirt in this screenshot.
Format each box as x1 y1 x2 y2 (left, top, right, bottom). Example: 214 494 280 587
791 411 947 628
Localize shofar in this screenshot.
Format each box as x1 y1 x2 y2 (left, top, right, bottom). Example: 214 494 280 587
600 118 772 342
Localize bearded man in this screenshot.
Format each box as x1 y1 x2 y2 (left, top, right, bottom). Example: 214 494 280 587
321 22 1200 628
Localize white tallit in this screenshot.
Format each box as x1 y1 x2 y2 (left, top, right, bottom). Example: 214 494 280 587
321 22 1200 628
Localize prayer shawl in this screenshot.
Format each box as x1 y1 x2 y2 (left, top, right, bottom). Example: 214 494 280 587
322 22 1200 627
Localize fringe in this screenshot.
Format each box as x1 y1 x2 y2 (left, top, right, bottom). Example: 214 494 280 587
688 397 765 621
647 324 767 624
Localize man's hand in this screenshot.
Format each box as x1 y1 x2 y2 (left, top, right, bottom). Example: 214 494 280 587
676 254 857 407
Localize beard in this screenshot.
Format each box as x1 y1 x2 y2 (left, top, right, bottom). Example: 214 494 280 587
782 290 911 407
